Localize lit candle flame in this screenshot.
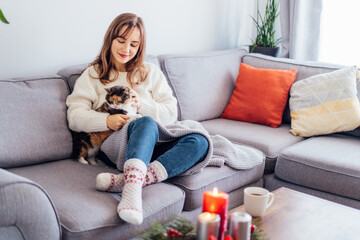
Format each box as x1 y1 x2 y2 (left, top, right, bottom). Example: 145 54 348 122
213 187 218 195
205 212 211 219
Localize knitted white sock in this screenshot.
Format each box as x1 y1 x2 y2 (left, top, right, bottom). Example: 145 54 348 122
117 158 147 225
96 160 168 192
144 160 168 186
96 172 124 192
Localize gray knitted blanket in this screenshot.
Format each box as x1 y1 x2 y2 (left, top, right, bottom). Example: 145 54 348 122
101 119 264 176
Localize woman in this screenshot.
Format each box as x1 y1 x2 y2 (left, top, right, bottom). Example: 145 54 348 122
66 13 209 225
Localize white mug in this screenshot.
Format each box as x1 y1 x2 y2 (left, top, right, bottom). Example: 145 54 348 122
244 187 274 217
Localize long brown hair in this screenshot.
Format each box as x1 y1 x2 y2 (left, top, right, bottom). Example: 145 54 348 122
90 13 147 86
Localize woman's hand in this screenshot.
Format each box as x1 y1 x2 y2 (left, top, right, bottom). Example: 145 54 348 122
107 114 130 131
130 90 141 109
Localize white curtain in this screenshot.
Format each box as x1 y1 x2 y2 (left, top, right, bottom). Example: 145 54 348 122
279 0 323 60
219 0 260 50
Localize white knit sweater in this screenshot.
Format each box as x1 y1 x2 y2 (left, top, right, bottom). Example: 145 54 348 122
66 62 178 132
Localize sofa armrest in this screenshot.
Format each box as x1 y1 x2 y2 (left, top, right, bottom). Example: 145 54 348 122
0 168 61 240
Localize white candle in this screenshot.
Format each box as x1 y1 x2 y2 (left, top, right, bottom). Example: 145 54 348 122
229 211 252 240
196 212 220 240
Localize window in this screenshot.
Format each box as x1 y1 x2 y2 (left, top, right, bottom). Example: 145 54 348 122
319 1 360 66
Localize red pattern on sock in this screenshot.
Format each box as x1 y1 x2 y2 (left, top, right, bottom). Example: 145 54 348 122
148 165 158 183
106 174 116 191
117 207 142 214
124 166 145 184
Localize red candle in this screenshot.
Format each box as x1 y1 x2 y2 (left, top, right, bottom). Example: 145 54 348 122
203 188 229 240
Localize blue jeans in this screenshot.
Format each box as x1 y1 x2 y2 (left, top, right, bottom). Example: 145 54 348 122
126 116 209 178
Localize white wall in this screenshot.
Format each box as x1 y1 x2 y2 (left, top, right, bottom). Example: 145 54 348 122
0 0 238 79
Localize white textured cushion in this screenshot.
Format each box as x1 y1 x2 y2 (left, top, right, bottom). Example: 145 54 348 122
289 66 360 137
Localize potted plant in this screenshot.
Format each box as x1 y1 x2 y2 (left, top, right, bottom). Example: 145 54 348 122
0 9 9 24
250 0 281 57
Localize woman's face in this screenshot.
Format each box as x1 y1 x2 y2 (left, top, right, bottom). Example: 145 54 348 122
111 26 141 71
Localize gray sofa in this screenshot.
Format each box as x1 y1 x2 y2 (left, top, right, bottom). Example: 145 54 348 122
1 48 359 240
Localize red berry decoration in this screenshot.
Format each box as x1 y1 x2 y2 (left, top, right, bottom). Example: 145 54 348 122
168 229 175 238
168 228 182 238
251 225 256 233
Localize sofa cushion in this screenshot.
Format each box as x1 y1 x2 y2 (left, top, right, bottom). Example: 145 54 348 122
289 66 360 137
201 118 304 172
344 127 360 137
57 56 160 91
159 49 248 121
0 76 72 168
221 63 296 127
167 155 265 211
9 160 185 240
57 63 88 91
242 53 346 123
275 134 360 200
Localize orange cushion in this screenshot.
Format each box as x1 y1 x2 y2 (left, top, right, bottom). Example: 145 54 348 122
221 63 297 127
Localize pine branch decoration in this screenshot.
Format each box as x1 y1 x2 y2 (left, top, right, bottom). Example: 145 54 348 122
137 216 196 240
137 216 267 240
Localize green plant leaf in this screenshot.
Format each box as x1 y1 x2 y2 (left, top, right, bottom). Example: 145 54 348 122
250 0 280 48
0 9 10 24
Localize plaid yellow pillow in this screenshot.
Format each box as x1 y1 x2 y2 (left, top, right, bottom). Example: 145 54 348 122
289 66 360 137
